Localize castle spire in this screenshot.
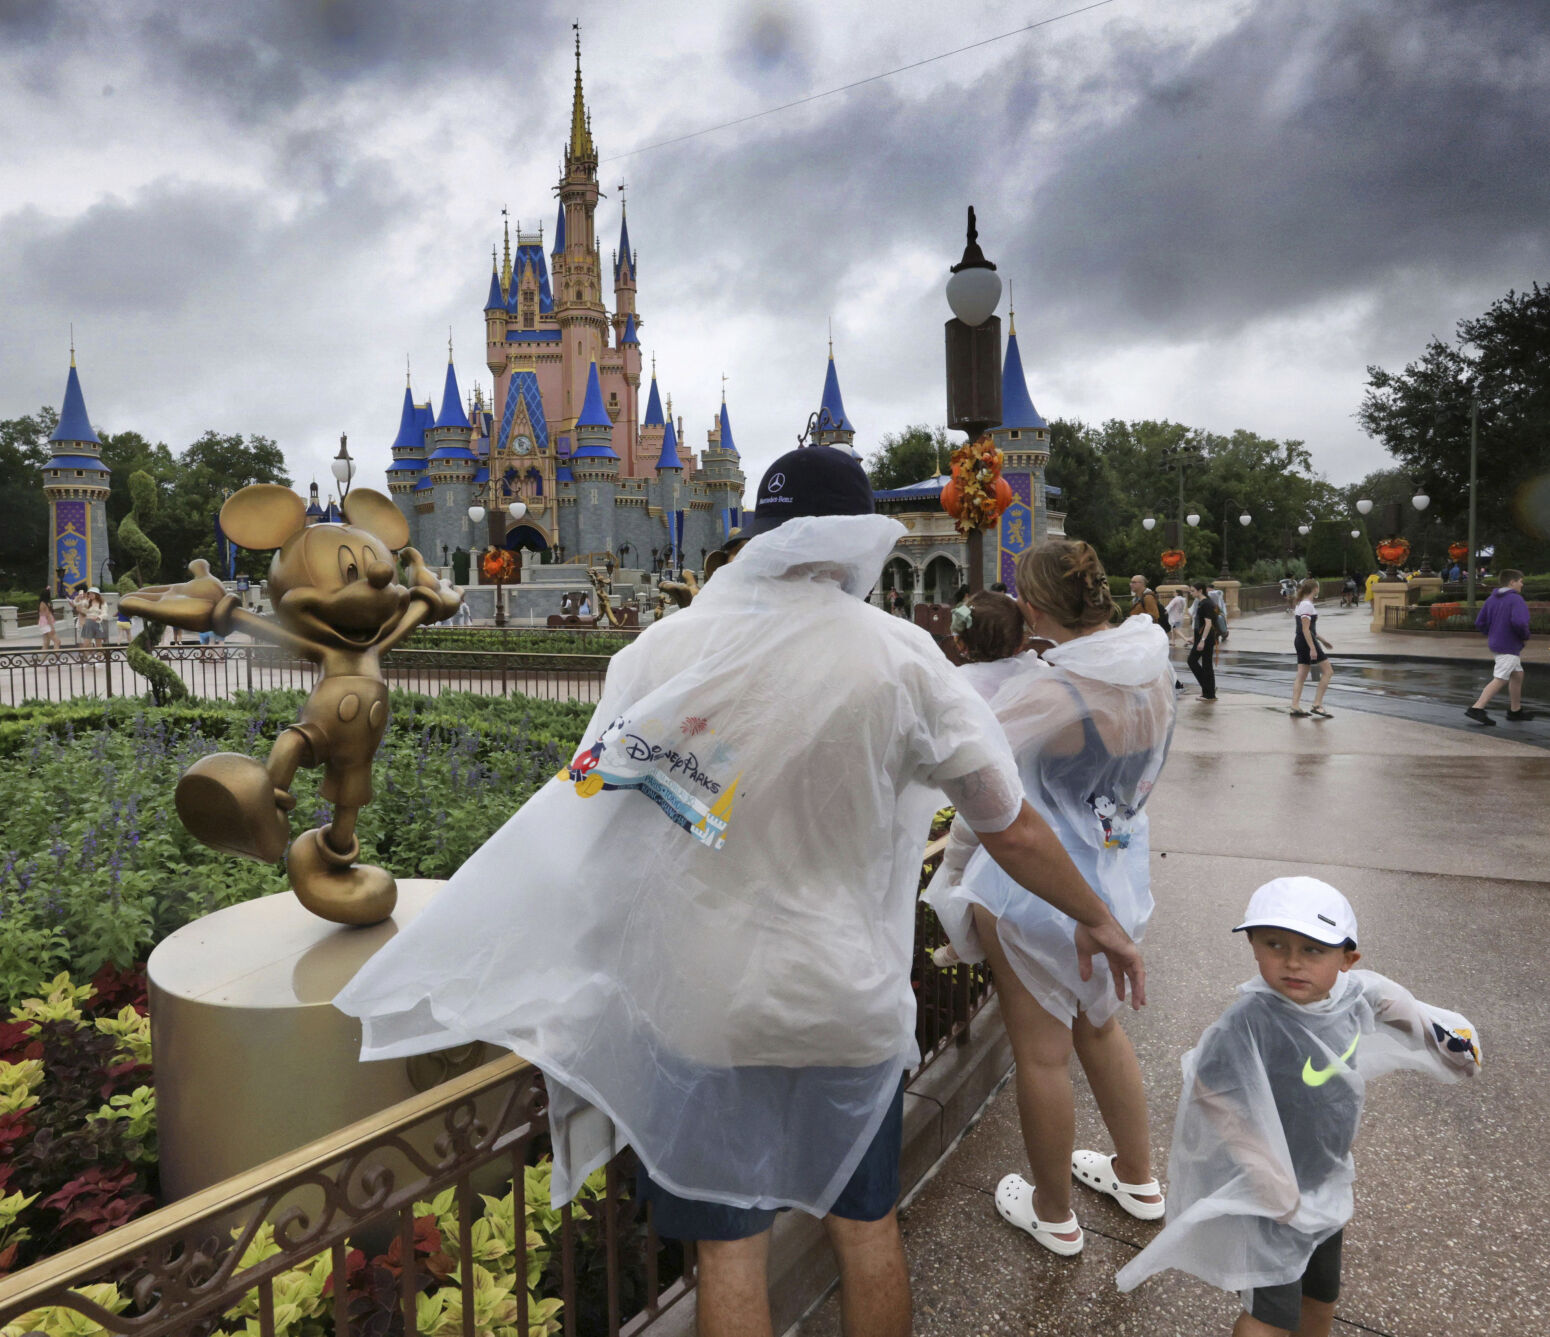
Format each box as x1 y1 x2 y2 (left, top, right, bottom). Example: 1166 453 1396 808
643 366 664 426
999 327 1046 431
486 248 505 310
51 349 100 445
435 337 471 430
568 24 594 161
501 211 512 289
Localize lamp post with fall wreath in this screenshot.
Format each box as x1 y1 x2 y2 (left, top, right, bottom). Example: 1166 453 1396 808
941 207 1010 590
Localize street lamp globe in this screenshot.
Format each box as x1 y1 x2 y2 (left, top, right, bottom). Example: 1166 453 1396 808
467 505 487 524
1412 493 1431 512
945 205 1001 327
507 501 527 521
1298 524 1310 536
1356 498 1373 516
1142 516 1156 531
1186 512 1201 527
1350 529 1361 539
1238 512 1251 527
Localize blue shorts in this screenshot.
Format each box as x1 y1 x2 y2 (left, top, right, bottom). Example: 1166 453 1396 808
636 1079 906 1241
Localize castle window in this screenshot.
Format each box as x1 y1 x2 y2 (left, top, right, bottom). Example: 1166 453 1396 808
1009 431 1021 440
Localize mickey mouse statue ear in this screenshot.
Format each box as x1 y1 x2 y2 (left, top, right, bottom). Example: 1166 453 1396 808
342 488 410 551
220 485 308 551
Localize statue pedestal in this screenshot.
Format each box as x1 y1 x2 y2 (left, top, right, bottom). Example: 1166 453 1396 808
149 879 486 1201
1369 579 1410 633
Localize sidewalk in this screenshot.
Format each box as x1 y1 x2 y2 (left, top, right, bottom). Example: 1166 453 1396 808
796 693 1548 1337
1217 599 1548 666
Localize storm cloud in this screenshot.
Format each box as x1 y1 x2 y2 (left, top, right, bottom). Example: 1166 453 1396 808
1 0 1544 493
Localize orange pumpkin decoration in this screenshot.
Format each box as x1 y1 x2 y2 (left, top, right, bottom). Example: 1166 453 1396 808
1447 541 1469 562
993 476 1013 515
1160 548 1187 572
941 478 963 518
482 547 518 582
1375 537 1411 566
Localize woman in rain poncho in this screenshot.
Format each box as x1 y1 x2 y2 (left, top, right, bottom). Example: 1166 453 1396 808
926 538 1177 1256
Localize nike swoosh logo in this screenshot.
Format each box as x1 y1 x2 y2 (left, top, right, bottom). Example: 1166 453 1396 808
1302 1034 1360 1087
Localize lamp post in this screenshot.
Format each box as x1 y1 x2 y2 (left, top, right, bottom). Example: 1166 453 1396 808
330 433 356 502
1466 395 1479 611
1219 501 1251 578
943 206 1002 592
468 490 528 628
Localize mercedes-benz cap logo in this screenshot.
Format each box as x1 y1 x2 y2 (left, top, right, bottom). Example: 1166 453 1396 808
766 473 786 494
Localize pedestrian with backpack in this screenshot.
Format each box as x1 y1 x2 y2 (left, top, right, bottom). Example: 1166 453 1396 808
1129 575 1182 690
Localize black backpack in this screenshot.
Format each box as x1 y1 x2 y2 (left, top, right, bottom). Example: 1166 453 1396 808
1141 588 1170 633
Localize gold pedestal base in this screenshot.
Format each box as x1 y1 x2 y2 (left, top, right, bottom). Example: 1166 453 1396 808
149 880 483 1201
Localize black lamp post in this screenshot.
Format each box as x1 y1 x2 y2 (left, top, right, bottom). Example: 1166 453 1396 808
1220 500 1251 578
943 206 1003 592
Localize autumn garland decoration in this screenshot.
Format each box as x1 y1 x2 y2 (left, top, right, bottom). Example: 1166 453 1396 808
940 436 1013 536
481 547 519 583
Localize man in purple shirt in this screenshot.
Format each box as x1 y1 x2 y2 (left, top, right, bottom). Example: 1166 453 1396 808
1465 570 1533 725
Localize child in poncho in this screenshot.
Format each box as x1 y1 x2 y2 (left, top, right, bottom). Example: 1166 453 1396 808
1116 877 1481 1335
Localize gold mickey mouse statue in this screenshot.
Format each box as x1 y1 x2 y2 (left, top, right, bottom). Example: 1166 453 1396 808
121 484 462 927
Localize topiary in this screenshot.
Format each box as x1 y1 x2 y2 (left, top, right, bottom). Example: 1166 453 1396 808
115 471 186 703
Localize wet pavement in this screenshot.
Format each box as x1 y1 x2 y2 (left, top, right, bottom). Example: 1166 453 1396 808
1201 646 1550 750
796 692 1548 1337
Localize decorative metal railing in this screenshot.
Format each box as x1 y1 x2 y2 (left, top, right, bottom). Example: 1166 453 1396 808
0 1056 694 1337
0 646 614 708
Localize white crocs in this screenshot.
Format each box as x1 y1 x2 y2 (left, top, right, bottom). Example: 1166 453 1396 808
994 1173 1084 1256
1070 1150 1165 1221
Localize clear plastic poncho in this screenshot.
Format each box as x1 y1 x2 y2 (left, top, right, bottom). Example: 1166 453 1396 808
957 651 1046 703
333 515 1023 1214
1115 969 1481 1297
926 617 1176 1028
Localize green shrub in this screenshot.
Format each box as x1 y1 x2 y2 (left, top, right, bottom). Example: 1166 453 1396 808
1243 556 1308 586
0 691 592 1008
0 591 42 614
409 628 633 656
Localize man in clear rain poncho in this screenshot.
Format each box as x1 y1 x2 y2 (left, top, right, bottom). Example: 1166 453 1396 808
1116 878 1481 1336
335 446 1147 1337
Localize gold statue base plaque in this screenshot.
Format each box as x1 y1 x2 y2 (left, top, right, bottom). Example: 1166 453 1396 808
149 880 490 1202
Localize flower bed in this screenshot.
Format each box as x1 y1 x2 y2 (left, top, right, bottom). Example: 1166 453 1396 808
0 692 592 1009
0 979 621 1336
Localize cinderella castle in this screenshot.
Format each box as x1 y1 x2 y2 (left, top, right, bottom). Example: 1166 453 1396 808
381 37 746 581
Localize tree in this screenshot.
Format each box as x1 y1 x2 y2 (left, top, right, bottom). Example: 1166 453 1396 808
0 408 57 591
156 431 291 579
1304 520 1375 579
865 424 948 491
1359 282 1550 569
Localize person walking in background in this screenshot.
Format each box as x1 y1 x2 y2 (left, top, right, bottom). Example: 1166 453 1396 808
1466 569 1532 725
1188 579 1221 701
1289 578 1335 718
1127 574 1165 627
1340 574 1358 607
36 591 61 650
1165 587 1187 646
928 540 1176 1259
80 588 107 645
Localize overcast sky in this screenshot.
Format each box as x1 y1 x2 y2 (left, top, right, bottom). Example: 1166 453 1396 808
3 0 1545 506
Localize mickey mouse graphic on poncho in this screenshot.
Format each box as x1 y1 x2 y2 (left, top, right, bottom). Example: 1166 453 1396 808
1087 791 1137 849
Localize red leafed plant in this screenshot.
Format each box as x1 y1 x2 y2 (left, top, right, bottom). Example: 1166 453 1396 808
40 1164 154 1243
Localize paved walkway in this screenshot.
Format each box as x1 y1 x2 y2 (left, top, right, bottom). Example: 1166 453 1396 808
797 693 1548 1337
1215 598 1547 665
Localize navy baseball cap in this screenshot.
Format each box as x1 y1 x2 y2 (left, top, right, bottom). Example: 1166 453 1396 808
739 446 876 538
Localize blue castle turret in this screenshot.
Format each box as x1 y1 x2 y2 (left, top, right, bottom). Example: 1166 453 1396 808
813 347 856 450
40 349 112 594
